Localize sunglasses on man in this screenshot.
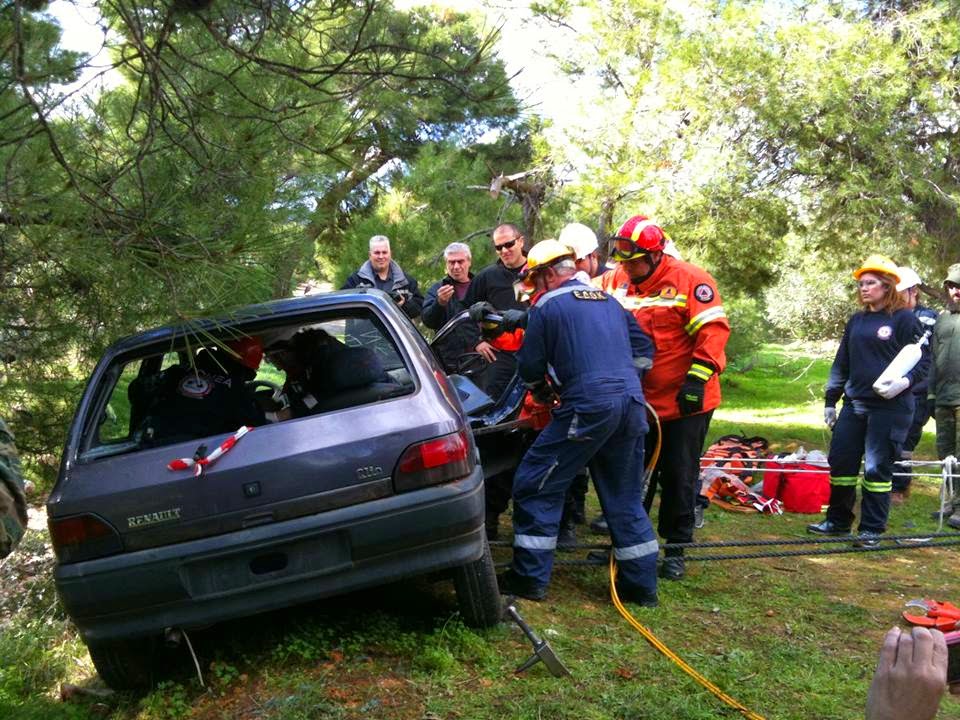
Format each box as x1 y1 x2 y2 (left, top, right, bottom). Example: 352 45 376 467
495 237 520 252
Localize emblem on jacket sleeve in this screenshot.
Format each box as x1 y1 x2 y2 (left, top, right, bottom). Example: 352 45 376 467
693 284 714 303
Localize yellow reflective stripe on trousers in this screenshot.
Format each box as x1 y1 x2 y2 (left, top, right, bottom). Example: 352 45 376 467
613 539 660 561
830 475 859 487
685 306 726 335
862 480 893 493
514 534 557 550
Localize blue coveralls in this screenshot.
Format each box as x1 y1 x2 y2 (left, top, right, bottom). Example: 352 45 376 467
511 279 659 594
825 309 929 532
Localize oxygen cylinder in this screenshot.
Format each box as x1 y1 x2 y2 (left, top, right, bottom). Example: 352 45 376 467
873 330 931 392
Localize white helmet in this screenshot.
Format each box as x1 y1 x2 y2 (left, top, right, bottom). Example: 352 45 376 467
558 222 598 260
896 266 923 292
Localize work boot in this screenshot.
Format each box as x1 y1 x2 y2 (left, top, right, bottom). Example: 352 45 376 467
658 555 685 581
497 569 547 602
806 519 852 536
948 510 960 530
615 581 658 608
853 531 882 548
589 514 609 534
694 504 706 529
586 548 611 565
573 497 586 525
557 518 577 552
485 513 500 542
931 505 956 520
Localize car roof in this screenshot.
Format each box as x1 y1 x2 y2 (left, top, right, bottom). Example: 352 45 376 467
104 289 400 357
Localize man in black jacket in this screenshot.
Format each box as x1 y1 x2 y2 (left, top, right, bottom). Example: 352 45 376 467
421 242 477 371
465 224 530 540
342 235 424 320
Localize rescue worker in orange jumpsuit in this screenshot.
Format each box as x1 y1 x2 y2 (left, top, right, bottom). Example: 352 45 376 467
595 215 730 581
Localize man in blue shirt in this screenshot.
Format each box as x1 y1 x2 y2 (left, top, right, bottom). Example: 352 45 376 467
498 240 659 605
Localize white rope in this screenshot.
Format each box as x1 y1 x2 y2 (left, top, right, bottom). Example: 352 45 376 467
698 456 951 467
698 464 941 479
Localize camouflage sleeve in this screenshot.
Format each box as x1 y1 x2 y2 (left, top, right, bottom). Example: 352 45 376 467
0 417 28 558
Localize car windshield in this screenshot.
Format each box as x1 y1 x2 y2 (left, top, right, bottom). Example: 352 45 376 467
83 309 416 459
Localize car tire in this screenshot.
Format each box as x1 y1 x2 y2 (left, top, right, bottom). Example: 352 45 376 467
87 637 156 690
452 539 502 628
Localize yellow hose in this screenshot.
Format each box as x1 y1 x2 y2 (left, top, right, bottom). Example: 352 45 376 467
613 405 766 720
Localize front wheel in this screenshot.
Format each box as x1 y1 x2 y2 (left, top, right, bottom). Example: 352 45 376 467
87 637 157 690
452 539 502 628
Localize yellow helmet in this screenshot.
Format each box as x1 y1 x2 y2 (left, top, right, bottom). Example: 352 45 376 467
525 239 575 273
853 254 900 283
518 239 575 292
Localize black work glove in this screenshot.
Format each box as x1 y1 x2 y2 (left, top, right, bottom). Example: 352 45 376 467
500 308 528 332
677 362 714 415
676 377 705 415
468 301 497 323
526 380 554 404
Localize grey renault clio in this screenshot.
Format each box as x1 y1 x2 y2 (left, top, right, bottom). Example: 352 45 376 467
49 289 500 689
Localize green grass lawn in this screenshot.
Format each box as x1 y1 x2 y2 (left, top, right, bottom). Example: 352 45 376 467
2 344 957 720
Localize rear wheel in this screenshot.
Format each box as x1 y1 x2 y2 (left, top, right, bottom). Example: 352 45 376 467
452 539 502 628
87 637 156 690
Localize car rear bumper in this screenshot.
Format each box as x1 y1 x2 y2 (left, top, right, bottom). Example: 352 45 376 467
55 468 485 643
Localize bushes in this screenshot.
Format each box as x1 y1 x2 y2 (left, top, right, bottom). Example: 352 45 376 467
723 294 773 370
765 266 852 342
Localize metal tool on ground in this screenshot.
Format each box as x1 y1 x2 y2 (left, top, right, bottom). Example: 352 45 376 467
903 598 960 632
505 603 571 678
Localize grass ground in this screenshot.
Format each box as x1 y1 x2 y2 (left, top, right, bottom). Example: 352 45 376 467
2 344 958 720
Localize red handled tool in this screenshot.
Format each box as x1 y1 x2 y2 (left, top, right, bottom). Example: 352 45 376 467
903 599 960 631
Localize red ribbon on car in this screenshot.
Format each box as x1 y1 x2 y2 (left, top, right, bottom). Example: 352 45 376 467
167 426 252 477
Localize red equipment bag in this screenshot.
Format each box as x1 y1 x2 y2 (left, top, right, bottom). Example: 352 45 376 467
762 457 830 514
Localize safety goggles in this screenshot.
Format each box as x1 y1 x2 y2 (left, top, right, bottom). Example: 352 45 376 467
609 238 652 262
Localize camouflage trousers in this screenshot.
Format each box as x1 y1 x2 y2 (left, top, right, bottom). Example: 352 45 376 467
0 418 27 558
0 479 26 558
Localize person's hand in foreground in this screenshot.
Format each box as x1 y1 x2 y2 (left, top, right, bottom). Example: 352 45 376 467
866 626 947 720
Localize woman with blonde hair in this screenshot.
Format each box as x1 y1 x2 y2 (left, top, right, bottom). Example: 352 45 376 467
808 255 928 545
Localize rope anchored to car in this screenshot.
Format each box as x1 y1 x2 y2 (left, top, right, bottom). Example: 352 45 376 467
491 532 960 563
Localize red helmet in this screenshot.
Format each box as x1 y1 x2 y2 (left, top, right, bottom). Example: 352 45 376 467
610 215 666 261
227 336 263 371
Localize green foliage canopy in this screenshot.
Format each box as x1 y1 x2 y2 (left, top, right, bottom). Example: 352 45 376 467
0 0 518 465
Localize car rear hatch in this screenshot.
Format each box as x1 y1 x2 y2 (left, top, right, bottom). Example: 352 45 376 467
54 401 457 555
48 299 469 561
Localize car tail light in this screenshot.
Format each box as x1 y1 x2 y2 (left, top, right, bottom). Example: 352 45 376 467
394 429 473 492
49 514 123 564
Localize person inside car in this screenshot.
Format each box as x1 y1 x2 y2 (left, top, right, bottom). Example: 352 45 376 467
136 337 267 445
